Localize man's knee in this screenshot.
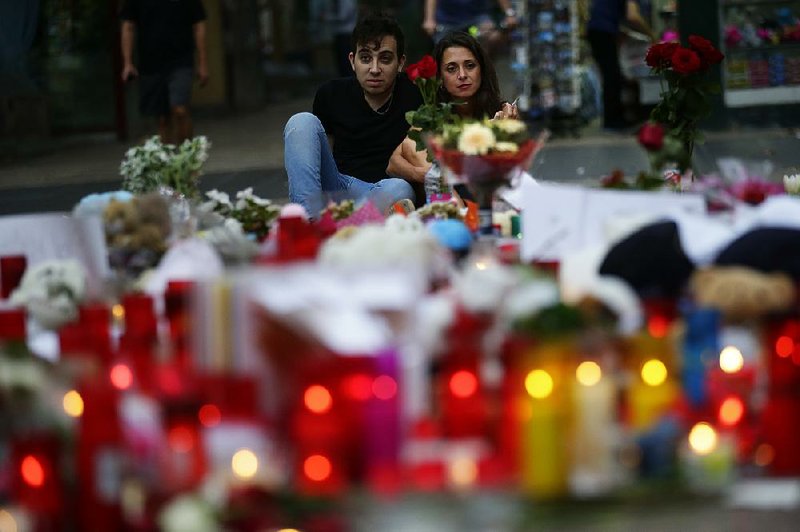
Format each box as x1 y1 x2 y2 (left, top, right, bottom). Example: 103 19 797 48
380 178 416 203
284 112 322 139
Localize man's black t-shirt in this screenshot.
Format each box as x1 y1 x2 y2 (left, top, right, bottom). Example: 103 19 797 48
120 0 206 74
312 74 423 184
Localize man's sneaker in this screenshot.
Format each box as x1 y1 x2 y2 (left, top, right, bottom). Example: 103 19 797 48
387 198 415 216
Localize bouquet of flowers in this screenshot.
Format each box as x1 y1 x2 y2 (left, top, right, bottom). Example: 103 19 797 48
199 188 280 240
431 118 540 185
428 118 544 235
644 35 724 169
320 199 356 221
404 55 457 157
414 200 463 221
120 135 211 198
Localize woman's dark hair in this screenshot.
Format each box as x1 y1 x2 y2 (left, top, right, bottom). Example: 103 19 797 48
433 32 502 119
351 10 405 57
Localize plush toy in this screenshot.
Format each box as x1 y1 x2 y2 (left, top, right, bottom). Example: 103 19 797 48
103 195 171 275
690 266 795 320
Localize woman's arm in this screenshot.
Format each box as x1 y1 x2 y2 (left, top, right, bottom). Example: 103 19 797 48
387 137 431 183
423 0 437 36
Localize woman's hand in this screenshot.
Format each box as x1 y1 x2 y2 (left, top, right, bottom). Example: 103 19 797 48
493 101 519 120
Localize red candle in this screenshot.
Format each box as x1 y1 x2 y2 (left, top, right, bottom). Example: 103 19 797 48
80 303 113 367
164 281 193 338
10 432 64 522
0 307 26 341
761 318 800 475
162 414 208 492
76 380 123 531
122 293 157 341
0 254 27 299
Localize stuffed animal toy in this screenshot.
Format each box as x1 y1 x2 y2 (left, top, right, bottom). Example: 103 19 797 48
690 266 795 321
103 196 171 275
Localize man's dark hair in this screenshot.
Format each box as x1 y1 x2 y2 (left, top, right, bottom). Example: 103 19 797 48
350 10 405 57
434 31 502 119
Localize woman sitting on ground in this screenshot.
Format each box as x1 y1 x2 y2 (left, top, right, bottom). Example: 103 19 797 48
387 31 518 190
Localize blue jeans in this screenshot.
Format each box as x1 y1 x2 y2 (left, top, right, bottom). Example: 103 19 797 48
284 112 415 217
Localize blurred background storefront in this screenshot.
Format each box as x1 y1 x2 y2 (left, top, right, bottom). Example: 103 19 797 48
2 0 798 156
0 0 430 151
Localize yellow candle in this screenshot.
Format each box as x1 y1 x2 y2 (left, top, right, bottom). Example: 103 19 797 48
520 341 571 498
628 359 678 431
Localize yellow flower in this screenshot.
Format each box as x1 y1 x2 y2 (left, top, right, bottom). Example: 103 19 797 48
458 123 496 155
494 142 519 153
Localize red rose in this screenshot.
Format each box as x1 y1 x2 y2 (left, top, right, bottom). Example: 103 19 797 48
637 122 665 151
671 47 702 74
416 55 438 78
406 63 420 82
688 35 724 66
601 169 625 187
645 42 678 69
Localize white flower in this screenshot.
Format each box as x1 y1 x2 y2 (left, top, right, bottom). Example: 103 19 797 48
493 118 526 135
236 187 270 207
236 187 254 200
458 123 496 155
784 174 800 195
205 189 231 206
494 142 519 153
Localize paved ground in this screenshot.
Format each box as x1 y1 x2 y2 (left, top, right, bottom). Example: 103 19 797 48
1 96 798 215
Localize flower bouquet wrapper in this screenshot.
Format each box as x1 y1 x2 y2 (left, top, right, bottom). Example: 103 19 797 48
335 201 386 229
430 133 547 188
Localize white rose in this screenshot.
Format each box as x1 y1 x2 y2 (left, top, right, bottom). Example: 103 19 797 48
494 142 519 153
493 118 526 134
458 123 496 156
784 174 800 195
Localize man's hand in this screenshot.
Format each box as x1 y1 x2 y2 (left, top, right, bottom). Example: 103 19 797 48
121 63 138 82
197 62 209 87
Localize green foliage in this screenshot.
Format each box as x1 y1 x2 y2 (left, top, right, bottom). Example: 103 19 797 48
513 303 587 341
120 136 210 198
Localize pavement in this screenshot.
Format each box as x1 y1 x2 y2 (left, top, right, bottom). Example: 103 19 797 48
1 95 799 216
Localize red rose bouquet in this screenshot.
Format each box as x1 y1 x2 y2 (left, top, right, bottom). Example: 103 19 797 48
645 35 724 171
404 55 457 157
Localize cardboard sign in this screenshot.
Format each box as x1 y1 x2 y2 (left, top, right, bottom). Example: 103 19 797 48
0 213 108 296
520 182 706 262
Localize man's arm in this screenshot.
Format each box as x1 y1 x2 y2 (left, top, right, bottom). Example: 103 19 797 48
387 137 430 183
121 21 138 81
423 0 437 36
193 21 209 86
626 0 656 42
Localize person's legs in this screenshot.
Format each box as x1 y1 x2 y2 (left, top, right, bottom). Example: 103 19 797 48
139 72 171 141
167 67 195 144
284 113 416 216
157 116 171 144
347 177 416 214
587 29 625 129
285 112 353 216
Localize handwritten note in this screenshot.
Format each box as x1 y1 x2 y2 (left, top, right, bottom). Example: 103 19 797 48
520 183 706 262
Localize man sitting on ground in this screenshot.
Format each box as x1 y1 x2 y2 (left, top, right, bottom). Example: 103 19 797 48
284 11 422 217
